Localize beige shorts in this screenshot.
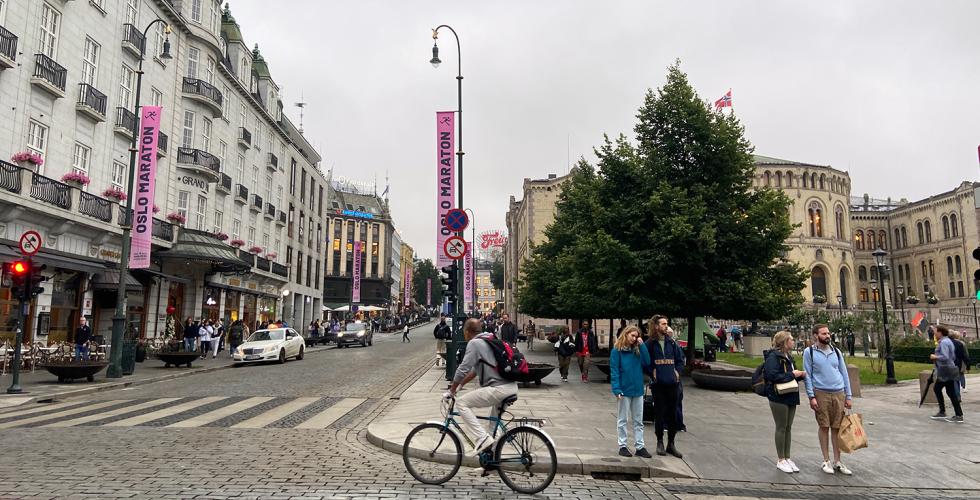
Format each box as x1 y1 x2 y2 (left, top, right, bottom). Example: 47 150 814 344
814 390 846 428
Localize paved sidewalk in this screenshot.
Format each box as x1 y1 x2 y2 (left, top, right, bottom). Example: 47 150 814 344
0 344 334 408
369 341 980 489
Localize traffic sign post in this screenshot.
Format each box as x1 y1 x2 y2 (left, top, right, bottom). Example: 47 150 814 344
19 230 41 256
5 255 31 395
444 208 469 233
443 236 467 260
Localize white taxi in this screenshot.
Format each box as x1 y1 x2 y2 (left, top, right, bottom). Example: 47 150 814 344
233 328 305 365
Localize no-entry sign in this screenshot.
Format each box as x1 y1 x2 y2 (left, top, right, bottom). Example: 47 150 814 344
444 209 469 232
443 236 467 260
18 230 41 256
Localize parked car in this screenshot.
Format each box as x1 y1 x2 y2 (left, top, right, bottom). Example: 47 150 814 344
233 328 305 364
336 322 372 348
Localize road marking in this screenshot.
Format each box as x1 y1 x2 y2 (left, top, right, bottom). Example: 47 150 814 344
295 398 366 429
104 397 226 427
0 401 88 419
41 398 182 428
230 397 319 429
166 397 274 428
0 400 129 429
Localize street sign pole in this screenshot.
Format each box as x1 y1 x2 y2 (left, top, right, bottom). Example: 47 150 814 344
6 256 30 394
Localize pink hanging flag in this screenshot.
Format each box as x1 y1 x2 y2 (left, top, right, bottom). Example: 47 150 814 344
404 266 413 307
129 106 162 269
436 112 455 268
426 278 432 306
351 241 362 303
463 243 473 312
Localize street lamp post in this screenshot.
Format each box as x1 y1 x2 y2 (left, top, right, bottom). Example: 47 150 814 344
872 248 897 384
896 284 906 336
972 297 979 341
107 20 172 378
430 25 465 381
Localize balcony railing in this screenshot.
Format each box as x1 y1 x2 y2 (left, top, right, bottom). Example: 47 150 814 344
158 131 168 155
152 217 174 242
217 172 232 192
115 106 137 134
277 210 286 225
271 261 288 277
256 256 271 272
122 23 146 55
77 83 107 118
267 153 278 170
79 191 113 223
0 160 22 193
32 53 67 93
238 127 251 147
235 183 248 203
182 77 223 111
176 147 221 177
0 25 18 66
265 202 276 218
237 249 255 267
30 172 71 210
250 193 263 211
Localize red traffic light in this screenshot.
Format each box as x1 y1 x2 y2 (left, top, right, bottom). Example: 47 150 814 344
10 261 27 274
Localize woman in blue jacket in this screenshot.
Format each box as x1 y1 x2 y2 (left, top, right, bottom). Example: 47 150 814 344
611 325 652 458
764 331 808 474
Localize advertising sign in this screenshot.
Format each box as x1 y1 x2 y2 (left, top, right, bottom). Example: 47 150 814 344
351 240 362 303
130 105 162 269
404 266 413 307
463 243 473 312
436 111 455 268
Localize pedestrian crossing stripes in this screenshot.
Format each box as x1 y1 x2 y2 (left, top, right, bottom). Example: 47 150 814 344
0 397 373 430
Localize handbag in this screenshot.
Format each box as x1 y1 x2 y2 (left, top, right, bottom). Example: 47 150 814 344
774 379 799 395
838 412 868 453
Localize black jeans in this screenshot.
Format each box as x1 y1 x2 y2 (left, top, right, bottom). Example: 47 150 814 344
935 379 963 416
652 383 680 441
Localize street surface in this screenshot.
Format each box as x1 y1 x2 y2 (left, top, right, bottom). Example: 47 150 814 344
1 331 978 499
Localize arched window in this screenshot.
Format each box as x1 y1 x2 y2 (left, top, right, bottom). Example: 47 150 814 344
854 230 864 250
811 267 827 300
868 230 876 250
901 226 908 248
839 268 849 306
942 215 950 239
858 266 868 281
905 264 911 285
947 256 954 276
775 171 782 187
819 174 825 190
764 171 771 186
925 220 932 243
802 173 808 188
870 266 879 282
917 222 924 245
835 205 844 240
785 171 793 187
956 255 962 275
879 230 887 250
808 201 823 237
811 173 817 188
951 213 959 237
894 228 901 249
897 265 904 283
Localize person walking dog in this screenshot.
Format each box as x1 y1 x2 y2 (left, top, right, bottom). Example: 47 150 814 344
611 326 652 458
765 331 807 473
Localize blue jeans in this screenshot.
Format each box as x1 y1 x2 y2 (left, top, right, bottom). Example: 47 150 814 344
617 395 645 449
74 344 89 362
183 338 196 352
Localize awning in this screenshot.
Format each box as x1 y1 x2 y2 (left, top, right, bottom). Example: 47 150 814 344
0 243 107 274
205 281 278 299
91 270 143 292
132 268 191 284
156 228 251 272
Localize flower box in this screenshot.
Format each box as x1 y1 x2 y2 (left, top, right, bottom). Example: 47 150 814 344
265 252 277 259
230 239 245 247
165 212 187 225
152 204 160 214
248 246 263 254
102 187 128 201
61 172 91 186
812 294 827 304
11 151 44 167
906 296 920 304
214 232 229 241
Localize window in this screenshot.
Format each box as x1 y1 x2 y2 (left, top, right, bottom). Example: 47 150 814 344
81 37 99 85
858 266 867 282
190 0 203 23
958 281 965 297
195 195 207 230
951 213 959 237
239 55 250 84
254 121 262 151
218 140 227 166
111 161 126 189
119 65 136 109
208 0 218 33
71 143 91 176
39 3 60 58
248 226 256 247
942 216 950 239
262 232 269 250
950 282 956 298
879 230 887 250
956 255 962 275
924 220 932 243
807 202 823 237
785 171 793 187
153 22 166 59
854 230 863 250
213 210 223 233
947 256 954 276
200 117 212 153
265 173 273 200
251 166 258 188
276 186 283 210
237 154 245 182
929 259 935 282
150 87 163 107
205 56 215 84
897 265 904 283
901 226 908 248
232 219 241 239
775 171 782 187
834 205 844 240
27 120 48 159
177 191 190 220
819 174 825 190
187 46 200 79
297 251 304 284
917 222 924 245
239 102 247 129
894 228 901 249
181 111 195 148
220 83 231 117
868 230 876 250
763 171 770 186
0 0 6 24
125 0 138 25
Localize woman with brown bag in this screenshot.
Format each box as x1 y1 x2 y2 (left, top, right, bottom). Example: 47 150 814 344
764 331 807 474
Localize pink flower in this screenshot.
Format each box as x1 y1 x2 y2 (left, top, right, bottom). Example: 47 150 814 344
215 232 229 240
230 239 245 247
248 246 263 254
61 172 91 185
152 204 160 214
165 212 187 224
11 151 44 166
102 187 128 201
265 252 278 259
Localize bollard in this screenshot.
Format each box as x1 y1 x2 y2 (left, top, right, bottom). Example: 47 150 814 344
918 370 937 405
846 364 861 398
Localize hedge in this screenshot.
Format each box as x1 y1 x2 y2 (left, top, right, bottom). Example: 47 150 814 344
892 346 980 364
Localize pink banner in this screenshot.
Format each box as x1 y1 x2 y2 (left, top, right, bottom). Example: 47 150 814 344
463 244 473 312
426 278 432 306
351 240 362 303
129 105 162 269
436 112 455 268
404 266 412 307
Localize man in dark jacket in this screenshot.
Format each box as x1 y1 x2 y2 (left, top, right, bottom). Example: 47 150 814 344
576 320 599 382
183 319 200 352
228 320 245 357
74 316 93 361
433 318 451 340
645 315 685 458
499 314 519 346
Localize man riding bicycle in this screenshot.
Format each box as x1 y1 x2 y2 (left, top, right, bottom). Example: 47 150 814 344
447 317 519 455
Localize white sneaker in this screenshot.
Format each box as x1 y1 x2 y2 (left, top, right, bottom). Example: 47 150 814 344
821 461 835 474
787 459 800 472
776 460 794 473
469 435 493 456
835 461 852 475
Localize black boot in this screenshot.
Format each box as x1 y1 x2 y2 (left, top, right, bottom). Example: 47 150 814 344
655 440 666 456
666 441 683 459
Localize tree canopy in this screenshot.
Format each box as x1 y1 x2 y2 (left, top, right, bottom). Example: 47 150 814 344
413 258 442 307
517 62 807 327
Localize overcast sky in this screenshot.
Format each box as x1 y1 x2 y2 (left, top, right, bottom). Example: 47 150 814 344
229 0 980 262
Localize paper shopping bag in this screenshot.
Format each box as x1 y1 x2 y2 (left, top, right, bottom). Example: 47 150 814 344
838 412 868 453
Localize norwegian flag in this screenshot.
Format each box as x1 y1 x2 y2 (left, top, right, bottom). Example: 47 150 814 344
714 89 732 109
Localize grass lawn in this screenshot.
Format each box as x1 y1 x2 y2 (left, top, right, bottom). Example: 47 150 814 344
715 352 934 385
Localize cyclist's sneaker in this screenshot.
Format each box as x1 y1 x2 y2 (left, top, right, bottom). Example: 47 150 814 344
618 447 632 457
635 447 652 458
470 435 493 455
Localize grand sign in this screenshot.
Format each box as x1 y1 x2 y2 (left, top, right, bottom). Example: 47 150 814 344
478 230 507 250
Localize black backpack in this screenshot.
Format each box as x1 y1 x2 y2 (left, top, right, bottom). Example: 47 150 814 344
481 334 529 381
751 349 771 397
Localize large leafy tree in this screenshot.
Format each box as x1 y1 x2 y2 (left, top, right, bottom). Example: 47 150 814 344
518 62 807 365
413 258 442 307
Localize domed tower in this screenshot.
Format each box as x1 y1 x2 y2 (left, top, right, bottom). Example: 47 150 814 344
753 155 857 308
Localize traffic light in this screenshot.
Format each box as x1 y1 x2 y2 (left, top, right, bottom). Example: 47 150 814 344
440 264 457 302
4 260 29 301
973 247 980 300
28 263 47 298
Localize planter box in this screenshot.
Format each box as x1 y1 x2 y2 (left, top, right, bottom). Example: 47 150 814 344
155 351 202 368
690 368 754 392
38 362 108 383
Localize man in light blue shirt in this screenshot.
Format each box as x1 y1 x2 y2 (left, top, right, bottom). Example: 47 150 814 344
803 324 853 476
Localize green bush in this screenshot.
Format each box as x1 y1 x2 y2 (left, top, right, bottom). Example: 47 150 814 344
892 334 931 348
892 345 980 363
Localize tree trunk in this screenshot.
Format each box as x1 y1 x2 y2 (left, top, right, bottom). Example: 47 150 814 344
686 315 696 370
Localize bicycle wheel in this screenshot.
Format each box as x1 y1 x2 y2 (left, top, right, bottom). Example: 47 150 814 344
402 423 462 485
494 426 557 494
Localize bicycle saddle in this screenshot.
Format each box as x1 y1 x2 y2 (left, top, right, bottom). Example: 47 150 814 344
497 394 518 413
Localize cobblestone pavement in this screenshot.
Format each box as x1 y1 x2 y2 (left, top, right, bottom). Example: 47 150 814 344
0 331 972 498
